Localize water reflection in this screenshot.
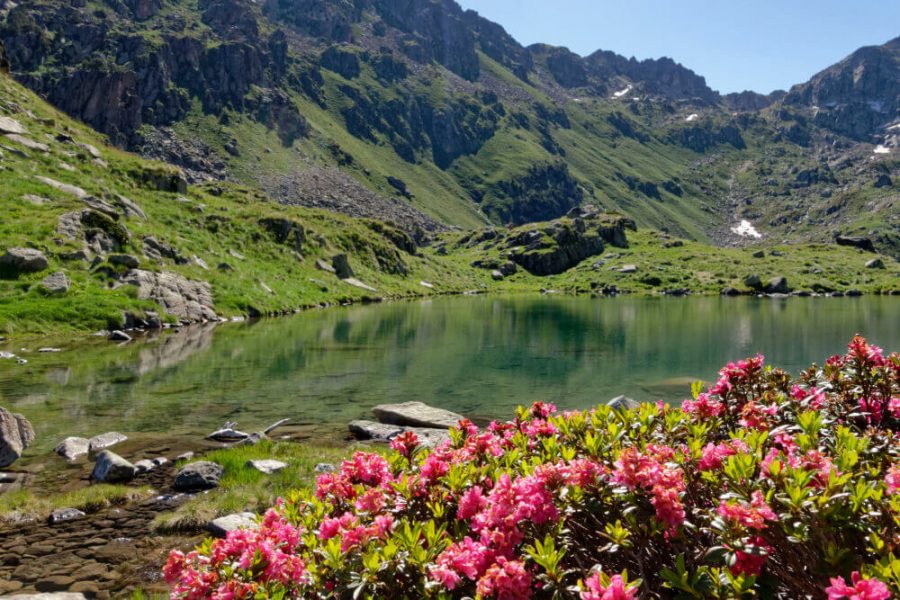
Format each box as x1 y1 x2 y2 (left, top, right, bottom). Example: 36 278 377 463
1 295 897 452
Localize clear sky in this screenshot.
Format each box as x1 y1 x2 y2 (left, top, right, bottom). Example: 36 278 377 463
455 0 900 94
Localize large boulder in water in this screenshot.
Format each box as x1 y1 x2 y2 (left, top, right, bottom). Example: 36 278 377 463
91 450 136 483
0 407 35 467
371 401 463 429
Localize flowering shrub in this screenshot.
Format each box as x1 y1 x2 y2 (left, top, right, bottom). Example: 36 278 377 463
165 336 900 598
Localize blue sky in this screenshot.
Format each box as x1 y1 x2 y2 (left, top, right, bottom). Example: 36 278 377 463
455 1 900 94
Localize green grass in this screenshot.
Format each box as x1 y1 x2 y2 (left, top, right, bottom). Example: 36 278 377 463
0 484 154 522
151 441 353 534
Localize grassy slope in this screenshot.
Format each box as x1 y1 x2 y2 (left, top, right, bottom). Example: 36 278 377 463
0 73 897 337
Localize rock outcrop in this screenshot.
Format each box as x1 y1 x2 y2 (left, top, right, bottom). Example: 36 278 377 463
119 269 217 322
0 407 35 468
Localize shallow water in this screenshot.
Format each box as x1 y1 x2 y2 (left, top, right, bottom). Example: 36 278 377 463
2 295 898 453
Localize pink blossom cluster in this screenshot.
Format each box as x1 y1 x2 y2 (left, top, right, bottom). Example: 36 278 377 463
826 572 892 600
579 573 639 600
611 446 686 529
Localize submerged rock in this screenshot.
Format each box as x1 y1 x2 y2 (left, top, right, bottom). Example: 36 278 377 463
372 401 463 429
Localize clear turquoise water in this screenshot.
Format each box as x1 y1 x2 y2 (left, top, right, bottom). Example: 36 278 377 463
2 295 898 452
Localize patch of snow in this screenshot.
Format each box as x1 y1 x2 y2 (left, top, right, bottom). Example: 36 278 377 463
685 113 699 122
731 220 762 239
886 122 900 131
874 145 891 154
612 85 632 98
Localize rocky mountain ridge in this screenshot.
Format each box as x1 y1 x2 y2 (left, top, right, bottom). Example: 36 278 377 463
0 1 897 256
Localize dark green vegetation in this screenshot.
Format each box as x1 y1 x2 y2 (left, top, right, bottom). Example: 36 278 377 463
1 0 897 255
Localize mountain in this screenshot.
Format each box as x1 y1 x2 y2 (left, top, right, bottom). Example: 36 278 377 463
0 0 897 257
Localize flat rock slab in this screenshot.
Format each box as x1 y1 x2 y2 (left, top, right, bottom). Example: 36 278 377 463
54 437 90 461
207 512 257 538
35 176 88 199
174 461 223 491
349 420 450 448
88 431 127 452
247 459 288 474
5 134 49 152
372 401 463 429
342 277 377 292
0 116 27 135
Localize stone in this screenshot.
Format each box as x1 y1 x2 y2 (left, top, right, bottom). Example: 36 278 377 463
343 278 378 292
763 276 791 294
108 254 140 269
743 274 762 290
491 270 504 281
48 508 86 525
5 134 49 152
133 459 155 473
372 401 463 429
314 463 337 473
152 457 169 468
0 407 35 468
0 116 27 135
88 431 127 452
91 450 136 483
349 420 403 442
619 264 638 273
247 459 288 474
835 235 875 253
752 250 765 258
33 578 78 593
499 261 518 276
332 254 354 279
109 330 132 342
315 258 336 274
874 174 892 188
119 269 217 323
865 258 885 269
40 271 70 294
720 287 741 296
0 248 49 274
174 461 224 491
207 512 257 538
54 436 90 461
607 395 640 411
4 595 87 600
35 176 88 199
113 194 146 220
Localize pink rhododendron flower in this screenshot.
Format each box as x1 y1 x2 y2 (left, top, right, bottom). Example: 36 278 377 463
682 393 725 419
717 491 778 530
886 466 900 495
612 447 685 529
729 536 772 576
475 557 532 600
390 430 419 458
580 573 639 600
457 486 488 520
430 537 494 589
826 572 891 600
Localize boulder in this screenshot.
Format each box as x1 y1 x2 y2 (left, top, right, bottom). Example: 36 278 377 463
372 401 463 429
619 264 638 274
743 274 762 290
720 287 741 296
0 407 35 468
54 437 90 461
752 250 765 258
332 254 354 279
48 508 86 525
607 396 640 411
119 269 217 323
247 459 288 474
40 272 70 295
207 512 257 538
499 261 518 276
491 270 505 281
88 431 127 452
108 254 140 269
763 276 791 294
109 330 132 342
91 450 136 483
1 248 49 274
874 174 892 188
133 459 155 473
835 235 875 252
0 116 27 135
865 258 885 269
349 420 403 441
174 461 224 491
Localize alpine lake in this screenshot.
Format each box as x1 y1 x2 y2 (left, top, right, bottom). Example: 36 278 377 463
2 294 898 457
